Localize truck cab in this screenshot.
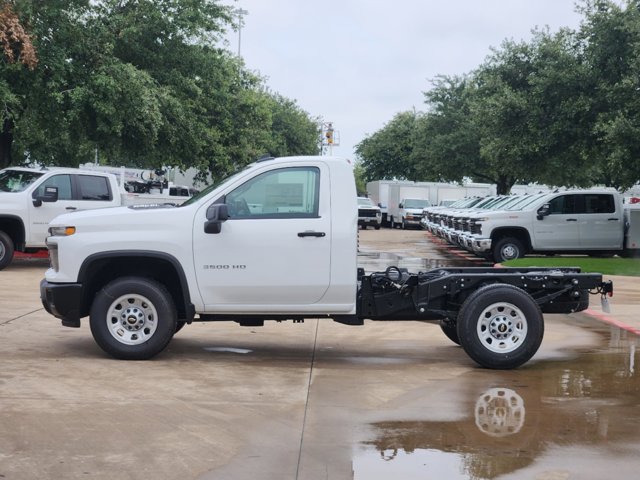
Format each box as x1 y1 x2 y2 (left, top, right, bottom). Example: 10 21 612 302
0 167 120 270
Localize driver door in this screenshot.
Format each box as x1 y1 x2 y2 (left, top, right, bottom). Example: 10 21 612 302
193 164 331 311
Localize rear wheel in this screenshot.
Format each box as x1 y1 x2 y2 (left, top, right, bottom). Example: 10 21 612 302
456 284 544 369
439 319 460 345
0 231 14 271
90 277 177 360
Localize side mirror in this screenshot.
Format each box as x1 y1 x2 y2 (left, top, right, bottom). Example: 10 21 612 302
537 203 550 220
204 203 229 234
399 203 404 209
32 186 59 207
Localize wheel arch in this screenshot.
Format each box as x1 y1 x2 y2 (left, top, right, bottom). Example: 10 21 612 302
490 227 532 251
77 251 195 322
0 215 26 251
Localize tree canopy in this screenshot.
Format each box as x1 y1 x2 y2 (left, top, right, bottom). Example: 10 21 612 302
356 0 640 193
0 0 320 181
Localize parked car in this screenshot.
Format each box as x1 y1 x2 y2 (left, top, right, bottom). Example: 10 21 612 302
357 197 382 229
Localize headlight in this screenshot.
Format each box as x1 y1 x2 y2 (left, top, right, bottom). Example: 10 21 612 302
473 218 489 223
45 239 59 271
48 226 76 236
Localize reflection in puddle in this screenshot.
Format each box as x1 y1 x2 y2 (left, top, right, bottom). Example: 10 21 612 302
356 332 640 479
475 388 524 437
203 347 252 354
353 448 469 480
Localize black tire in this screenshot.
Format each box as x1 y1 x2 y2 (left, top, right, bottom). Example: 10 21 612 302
439 319 461 345
175 321 187 333
0 231 14 271
456 284 544 369
90 277 177 360
492 237 525 263
374 224 381 230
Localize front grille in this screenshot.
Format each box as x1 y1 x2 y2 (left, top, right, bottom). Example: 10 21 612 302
470 222 482 235
358 209 378 218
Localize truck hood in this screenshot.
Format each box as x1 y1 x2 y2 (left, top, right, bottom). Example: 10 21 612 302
0 191 25 210
49 203 184 227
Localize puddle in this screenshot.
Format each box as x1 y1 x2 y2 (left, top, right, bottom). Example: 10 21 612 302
355 332 640 479
203 347 252 354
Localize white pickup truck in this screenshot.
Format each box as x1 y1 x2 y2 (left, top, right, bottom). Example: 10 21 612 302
40 156 612 369
451 190 638 262
0 166 192 270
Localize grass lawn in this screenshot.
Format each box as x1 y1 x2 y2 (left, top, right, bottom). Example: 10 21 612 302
502 256 640 276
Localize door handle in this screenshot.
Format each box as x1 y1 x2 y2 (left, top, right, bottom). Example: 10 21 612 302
298 231 326 238
65 207 77 211
565 218 577 222
608 218 619 221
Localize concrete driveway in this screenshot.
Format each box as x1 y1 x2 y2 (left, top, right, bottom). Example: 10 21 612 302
1 230 638 480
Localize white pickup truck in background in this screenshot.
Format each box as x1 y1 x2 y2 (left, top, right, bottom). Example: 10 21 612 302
40 155 612 370
0 166 193 270
424 189 640 262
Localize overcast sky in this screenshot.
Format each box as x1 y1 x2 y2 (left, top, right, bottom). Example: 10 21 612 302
223 1 585 159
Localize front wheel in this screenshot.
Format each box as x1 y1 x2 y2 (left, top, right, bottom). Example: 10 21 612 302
0 231 15 271
90 277 177 360
492 237 524 263
456 284 544 369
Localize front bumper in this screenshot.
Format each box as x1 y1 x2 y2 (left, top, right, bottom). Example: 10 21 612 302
471 237 493 254
40 279 83 328
358 217 381 226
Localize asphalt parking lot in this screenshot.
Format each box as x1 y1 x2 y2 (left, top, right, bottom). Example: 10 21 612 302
1 229 639 480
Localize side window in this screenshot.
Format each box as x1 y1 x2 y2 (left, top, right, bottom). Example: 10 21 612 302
77 175 112 201
34 174 72 200
225 167 320 218
548 194 578 215
584 194 614 214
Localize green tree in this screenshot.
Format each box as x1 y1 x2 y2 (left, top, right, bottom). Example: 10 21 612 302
355 110 421 182
579 0 640 190
411 75 481 185
0 0 321 182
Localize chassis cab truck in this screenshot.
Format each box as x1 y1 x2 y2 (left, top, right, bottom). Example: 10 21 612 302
40 156 612 369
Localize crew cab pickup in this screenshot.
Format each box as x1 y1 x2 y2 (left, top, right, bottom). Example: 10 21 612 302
0 166 192 270
457 190 636 262
40 156 612 369
0 167 123 270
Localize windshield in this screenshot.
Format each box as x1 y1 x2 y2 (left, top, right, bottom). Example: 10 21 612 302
0 169 44 192
506 193 547 210
404 199 431 208
179 165 253 207
357 197 374 206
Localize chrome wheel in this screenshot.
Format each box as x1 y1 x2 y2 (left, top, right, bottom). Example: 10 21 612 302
106 293 159 346
476 302 528 354
500 244 520 260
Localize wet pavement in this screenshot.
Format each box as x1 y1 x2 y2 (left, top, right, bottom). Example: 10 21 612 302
1 228 639 480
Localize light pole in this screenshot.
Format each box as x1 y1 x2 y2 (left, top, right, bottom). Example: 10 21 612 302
235 8 249 57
